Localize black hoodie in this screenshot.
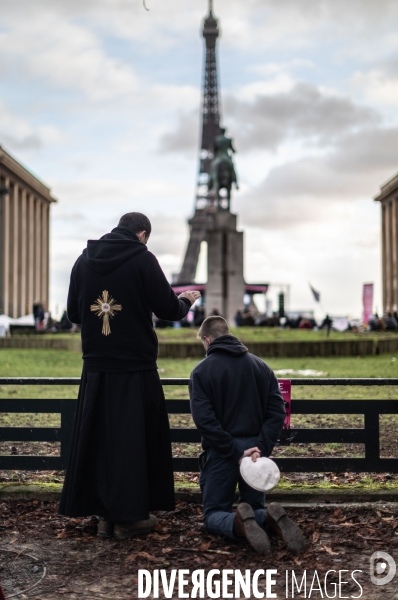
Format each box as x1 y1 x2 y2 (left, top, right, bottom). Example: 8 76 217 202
67 226 191 371
189 335 286 463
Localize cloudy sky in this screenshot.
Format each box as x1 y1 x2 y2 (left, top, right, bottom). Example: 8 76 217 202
2 0 398 318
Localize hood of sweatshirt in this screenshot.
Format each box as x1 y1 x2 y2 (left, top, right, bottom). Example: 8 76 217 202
81 226 147 275
207 335 248 357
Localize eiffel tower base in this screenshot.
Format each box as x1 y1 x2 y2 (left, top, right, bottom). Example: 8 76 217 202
206 211 245 325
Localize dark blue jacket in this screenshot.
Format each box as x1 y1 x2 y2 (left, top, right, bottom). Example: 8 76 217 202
67 226 190 372
189 335 285 463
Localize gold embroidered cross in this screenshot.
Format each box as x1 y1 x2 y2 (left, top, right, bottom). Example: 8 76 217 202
90 290 122 336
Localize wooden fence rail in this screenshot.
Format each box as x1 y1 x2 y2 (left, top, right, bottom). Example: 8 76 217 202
0 378 398 473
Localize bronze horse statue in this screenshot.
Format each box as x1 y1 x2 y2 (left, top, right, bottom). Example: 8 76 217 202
208 128 238 208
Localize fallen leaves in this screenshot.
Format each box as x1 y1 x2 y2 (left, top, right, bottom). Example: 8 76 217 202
322 545 339 556
126 551 160 563
198 541 211 552
3 498 398 600
179 547 232 556
56 530 74 539
147 532 170 541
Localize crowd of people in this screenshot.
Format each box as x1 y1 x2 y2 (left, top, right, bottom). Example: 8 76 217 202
368 312 398 331
27 303 398 336
30 304 335 334
153 304 335 333
234 310 320 330
30 303 80 333
154 306 398 335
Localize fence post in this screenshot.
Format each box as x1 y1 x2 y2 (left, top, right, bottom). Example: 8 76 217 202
364 408 380 462
59 401 76 469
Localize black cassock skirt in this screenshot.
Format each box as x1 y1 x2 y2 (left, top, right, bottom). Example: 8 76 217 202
59 370 175 521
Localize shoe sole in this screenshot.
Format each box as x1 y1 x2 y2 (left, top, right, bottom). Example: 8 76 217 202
267 502 306 555
237 503 271 555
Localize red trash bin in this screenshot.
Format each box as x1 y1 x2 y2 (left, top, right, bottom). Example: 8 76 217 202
0 584 5 600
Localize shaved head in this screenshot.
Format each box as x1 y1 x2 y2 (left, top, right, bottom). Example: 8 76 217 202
198 316 230 341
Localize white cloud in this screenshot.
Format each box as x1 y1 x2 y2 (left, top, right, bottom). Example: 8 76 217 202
353 68 398 106
2 0 398 319
0 101 64 151
160 81 380 156
236 126 398 231
242 200 381 316
0 15 138 101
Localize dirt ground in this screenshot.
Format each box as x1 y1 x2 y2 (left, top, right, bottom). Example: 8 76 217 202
1 500 398 599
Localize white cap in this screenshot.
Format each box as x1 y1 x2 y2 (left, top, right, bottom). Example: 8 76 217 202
240 456 280 492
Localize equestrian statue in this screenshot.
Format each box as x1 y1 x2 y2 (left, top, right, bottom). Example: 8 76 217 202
208 127 239 209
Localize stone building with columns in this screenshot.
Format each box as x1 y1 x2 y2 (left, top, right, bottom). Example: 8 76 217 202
0 146 56 318
375 171 398 314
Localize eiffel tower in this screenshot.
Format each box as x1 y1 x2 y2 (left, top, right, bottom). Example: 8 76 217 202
177 0 223 284
175 2 269 321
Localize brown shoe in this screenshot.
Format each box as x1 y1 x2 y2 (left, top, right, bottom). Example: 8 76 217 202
234 503 271 555
114 514 158 540
97 517 114 539
266 502 306 555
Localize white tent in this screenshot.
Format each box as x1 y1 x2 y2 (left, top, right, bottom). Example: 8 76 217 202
14 314 35 325
0 314 16 336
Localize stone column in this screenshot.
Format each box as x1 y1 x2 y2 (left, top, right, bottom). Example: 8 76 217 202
389 200 394 311
2 177 10 315
34 198 42 302
20 189 27 314
225 229 245 325
382 202 387 313
41 201 49 308
385 201 392 312
206 211 245 325
393 197 398 311
11 182 19 318
28 194 35 311
207 229 225 317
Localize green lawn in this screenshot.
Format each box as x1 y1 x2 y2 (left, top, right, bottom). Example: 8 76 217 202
154 327 398 343
1 348 398 401
1 348 398 486
43 328 398 343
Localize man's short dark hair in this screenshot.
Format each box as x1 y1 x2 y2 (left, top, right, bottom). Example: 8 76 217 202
118 212 152 236
199 316 230 340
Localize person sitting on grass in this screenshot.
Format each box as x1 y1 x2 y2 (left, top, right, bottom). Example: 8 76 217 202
189 315 306 555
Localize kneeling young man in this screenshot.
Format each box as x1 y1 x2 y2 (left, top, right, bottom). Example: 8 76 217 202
189 316 305 555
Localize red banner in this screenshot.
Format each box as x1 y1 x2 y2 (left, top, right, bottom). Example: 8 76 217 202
278 379 291 443
363 283 374 325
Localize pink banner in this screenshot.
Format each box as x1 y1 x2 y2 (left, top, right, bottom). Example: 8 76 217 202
278 379 291 444
363 283 374 325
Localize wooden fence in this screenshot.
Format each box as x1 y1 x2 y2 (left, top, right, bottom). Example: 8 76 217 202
1 378 398 474
2 336 398 357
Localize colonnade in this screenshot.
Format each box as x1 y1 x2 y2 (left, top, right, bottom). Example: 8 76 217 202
375 173 398 313
0 147 55 318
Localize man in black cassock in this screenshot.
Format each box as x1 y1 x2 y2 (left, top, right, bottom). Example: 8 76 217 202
59 212 200 540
